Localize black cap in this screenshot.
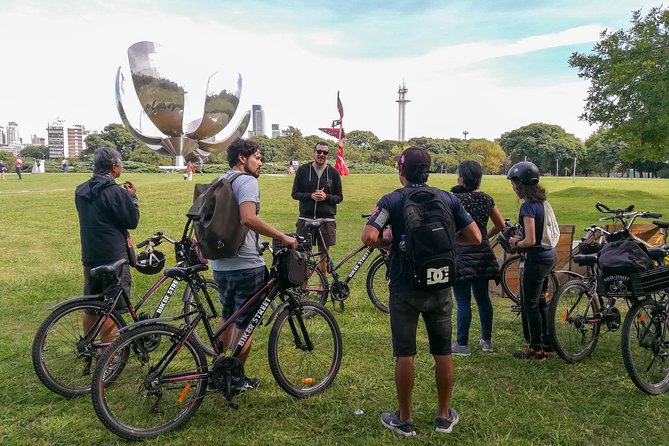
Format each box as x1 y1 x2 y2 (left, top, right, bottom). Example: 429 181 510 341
396 147 431 172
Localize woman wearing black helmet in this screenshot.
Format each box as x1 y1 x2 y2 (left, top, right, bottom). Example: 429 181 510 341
507 161 556 361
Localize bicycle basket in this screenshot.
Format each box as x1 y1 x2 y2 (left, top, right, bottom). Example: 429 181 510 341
597 274 640 299
272 234 310 287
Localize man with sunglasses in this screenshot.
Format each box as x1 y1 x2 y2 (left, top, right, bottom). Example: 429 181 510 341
291 141 343 272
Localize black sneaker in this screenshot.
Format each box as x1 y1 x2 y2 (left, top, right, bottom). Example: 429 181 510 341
234 376 260 394
381 410 415 437
434 407 459 434
513 347 546 361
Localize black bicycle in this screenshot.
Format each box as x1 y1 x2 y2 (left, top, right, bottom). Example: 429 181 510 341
32 228 219 398
299 214 390 313
550 203 667 363
90 234 342 441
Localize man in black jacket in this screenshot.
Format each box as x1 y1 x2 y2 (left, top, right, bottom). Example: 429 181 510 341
75 147 139 340
291 141 343 272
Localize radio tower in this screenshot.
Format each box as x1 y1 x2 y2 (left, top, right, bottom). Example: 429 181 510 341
396 80 410 142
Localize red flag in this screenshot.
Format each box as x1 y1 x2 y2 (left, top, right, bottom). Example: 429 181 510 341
320 91 349 176
337 91 344 119
335 139 349 176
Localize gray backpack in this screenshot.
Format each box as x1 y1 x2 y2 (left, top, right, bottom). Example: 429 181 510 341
187 172 248 259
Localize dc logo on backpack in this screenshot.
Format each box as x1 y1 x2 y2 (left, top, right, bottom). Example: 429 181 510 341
426 266 451 285
399 186 457 290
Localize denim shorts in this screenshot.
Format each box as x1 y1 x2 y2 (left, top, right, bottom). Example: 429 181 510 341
213 266 267 329
389 288 453 356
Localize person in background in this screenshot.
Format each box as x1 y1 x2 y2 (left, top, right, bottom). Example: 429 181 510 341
62 158 68 173
0 160 6 180
14 156 23 180
450 160 505 356
186 161 195 181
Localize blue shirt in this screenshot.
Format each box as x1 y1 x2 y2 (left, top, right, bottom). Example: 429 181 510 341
366 183 474 292
519 200 554 260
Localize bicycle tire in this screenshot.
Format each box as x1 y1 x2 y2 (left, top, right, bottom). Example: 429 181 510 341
182 279 220 356
621 298 669 395
366 255 390 313
550 280 601 363
500 255 559 304
268 300 342 398
91 324 208 440
32 299 127 398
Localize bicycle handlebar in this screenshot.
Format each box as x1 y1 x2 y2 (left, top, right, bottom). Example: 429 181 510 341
361 213 371 218
136 232 176 249
595 201 634 214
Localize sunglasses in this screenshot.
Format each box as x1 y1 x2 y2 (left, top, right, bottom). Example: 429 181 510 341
315 150 329 155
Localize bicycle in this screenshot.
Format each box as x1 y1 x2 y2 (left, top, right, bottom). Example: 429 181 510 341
299 214 390 313
31 228 219 398
550 204 668 363
497 221 567 320
90 234 342 441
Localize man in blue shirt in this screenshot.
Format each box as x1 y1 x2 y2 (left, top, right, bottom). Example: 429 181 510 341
362 147 481 437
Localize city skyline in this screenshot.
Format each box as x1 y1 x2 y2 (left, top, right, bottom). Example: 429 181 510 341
0 0 660 145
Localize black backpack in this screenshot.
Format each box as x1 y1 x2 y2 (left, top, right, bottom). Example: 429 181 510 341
399 186 457 290
187 172 249 259
598 239 652 275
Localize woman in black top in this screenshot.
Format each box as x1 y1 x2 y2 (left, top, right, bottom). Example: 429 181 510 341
451 161 505 356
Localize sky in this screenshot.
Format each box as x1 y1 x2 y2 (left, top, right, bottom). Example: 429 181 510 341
0 0 661 145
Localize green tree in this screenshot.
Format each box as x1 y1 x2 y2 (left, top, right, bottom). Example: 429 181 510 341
20 145 49 159
346 130 379 150
127 146 171 166
569 7 669 161
84 123 148 159
465 139 507 174
582 128 626 177
283 126 311 161
497 123 585 175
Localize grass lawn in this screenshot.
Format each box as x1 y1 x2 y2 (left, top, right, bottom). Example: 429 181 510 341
1 172 668 445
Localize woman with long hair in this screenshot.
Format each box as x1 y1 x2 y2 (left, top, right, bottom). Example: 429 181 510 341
450 160 505 356
507 161 557 361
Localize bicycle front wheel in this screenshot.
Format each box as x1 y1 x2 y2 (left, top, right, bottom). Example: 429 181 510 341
91 324 208 440
621 298 669 394
268 301 342 398
183 279 220 356
550 280 601 363
32 300 126 397
501 256 558 304
366 255 390 313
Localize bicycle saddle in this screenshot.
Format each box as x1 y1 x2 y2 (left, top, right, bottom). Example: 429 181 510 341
90 259 128 279
573 254 598 267
646 247 668 263
304 219 326 228
163 264 208 280
652 220 669 229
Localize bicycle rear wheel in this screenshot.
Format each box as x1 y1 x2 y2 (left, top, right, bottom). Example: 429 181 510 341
183 279 220 356
366 255 390 313
32 300 126 397
550 280 601 363
268 301 342 398
91 324 208 440
297 262 329 305
500 256 558 304
621 298 669 395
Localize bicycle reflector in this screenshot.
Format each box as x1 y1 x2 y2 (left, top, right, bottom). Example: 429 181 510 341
135 250 167 275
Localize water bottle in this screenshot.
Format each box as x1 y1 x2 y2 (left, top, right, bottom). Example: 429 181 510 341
399 234 407 252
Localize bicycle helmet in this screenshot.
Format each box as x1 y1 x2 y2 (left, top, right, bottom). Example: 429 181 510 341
135 250 166 275
507 161 540 185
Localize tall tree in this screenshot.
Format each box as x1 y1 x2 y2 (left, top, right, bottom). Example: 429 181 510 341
569 7 669 161
84 123 148 159
464 139 507 174
346 130 379 150
498 123 585 175
283 126 311 161
20 145 49 159
582 128 626 177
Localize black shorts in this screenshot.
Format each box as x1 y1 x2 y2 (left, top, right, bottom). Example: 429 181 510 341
389 288 453 356
296 219 336 250
83 262 132 313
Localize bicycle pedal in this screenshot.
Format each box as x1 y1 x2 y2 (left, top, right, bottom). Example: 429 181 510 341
224 400 239 410
510 305 521 312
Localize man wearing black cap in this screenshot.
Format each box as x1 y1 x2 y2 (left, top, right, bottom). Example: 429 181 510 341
362 146 481 437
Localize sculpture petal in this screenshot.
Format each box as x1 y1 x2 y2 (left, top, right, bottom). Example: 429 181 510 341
198 110 251 154
115 67 163 146
127 41 185 137
186 72 242 141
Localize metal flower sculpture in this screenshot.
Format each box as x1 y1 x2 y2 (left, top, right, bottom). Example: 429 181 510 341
115 41 250 166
